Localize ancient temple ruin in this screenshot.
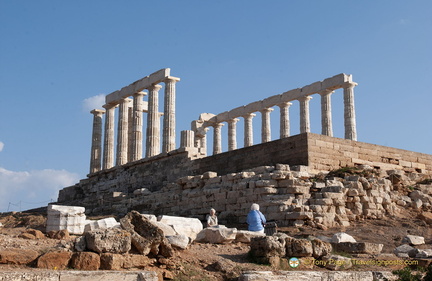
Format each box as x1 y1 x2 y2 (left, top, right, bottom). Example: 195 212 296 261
59 69 432 227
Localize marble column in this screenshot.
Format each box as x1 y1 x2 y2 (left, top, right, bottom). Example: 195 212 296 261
163 77 180 153
298 96 312 133
102 104 116 170
227 118 239 151
243 113 256 147
90 109 105 174
146 84 162 157
343 82 358 141
116 98 132 166
278 102 292 139
131 91 146 161
212 123 224 155
180 130 195 148
260 108 274 143
127 105 133 162
319 89 334 137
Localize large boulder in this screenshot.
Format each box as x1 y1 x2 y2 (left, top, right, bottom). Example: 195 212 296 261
250 235 286 258
85 227 131 254
70 252 100 270
235 230 266 243
46 205 87 235
120 211 174 257
157 215 203 241
195 227 237 244
394 244 417 258
311 239 332 258
0 249 39 265
287 238 313 257
37 251 72 269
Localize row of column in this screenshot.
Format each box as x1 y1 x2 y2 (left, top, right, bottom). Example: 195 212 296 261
90 77 179 174
207 82 357 155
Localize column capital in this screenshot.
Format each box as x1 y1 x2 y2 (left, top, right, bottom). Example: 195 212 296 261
212 122 225 128
102 103 118 110
133 91 147 97
148 84 163 91
298 95 313 102
227 118 240 124
318 89 334 96
342 81 358 89
90 109 106 115
260 107 274 113
164 76 181 83
242 113 256 119
277 101 293 108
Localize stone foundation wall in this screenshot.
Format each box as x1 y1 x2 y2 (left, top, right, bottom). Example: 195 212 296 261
58 133 432 223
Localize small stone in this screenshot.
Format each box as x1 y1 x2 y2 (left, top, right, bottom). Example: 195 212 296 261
331 232 356 243
402 235 425 246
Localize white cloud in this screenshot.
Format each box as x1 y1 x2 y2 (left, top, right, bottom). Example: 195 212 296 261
0 167 80 212
82 94 106 112
0 142 4 152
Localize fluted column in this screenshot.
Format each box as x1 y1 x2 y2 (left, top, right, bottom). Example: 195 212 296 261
181 130 195 148
102 104 116 170
212 123 224 155
131 91 146 161
343 82 358 140
278 102 292 138
227 118 239 151
298 96 312 133
146 84 162 157
116 98 132 166
319 89 334 137
243 113 256 147
163 77 180 153
260 108 274 143
90 109 105 174
127 105 133 162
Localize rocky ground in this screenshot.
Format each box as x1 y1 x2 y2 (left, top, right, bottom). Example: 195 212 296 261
0 209 431 281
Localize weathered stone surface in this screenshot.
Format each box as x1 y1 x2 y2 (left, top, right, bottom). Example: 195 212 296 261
239 270 394 280
157 215 203 241
250 235 286 258
402 235 425 246
84 217 120 232
235 230 266 243
311 239 332 258
100 253 124 270
287 238 313 257
195 227 237 244
331 232 356 243
36 251 72 269
70 251 100 270
47 229 70 240
0 249 39 265
19 229 45 240
331 242 383 255
0 271 158 281
416 249 432 258
394 244 416 258
123 254 154 269
419 212 432 224
120 211 174 257
46 204 86 235
74 235 86 251
85 227 131 254
323 254 352 270
151 221 177 236
167 234 189 249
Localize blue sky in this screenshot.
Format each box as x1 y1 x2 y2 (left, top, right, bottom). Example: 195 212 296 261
0 1 431 212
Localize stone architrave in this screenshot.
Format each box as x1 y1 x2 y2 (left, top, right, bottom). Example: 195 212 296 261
116 98 132 166
278 102 292 138
227 118 239 151
319 89 334 137
343 82 358 140
213 123 224 155
102 104 116 170
243 113 256 147
131 91 146 161
146 84 162 158
89 109 105 174
163 76 180 153
260 108 274 143
298 96 312 133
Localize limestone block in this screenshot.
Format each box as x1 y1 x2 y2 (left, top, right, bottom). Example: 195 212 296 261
0 249 39 265
70 252 100 270
85 228 132 254
157 215 203 241
323 254 352 270
228 105 246 119
416 249 432 258
255 179 277 187
311 239 332 258
402 235 425 246
394 244 417 258
167 234 189 249
195 227 237 244
331 233 356 243
84 217 120 232
286 212 313 220
250 235 286 258
322 192 344 199
244 100 263 113
313 198 333 205
46 204 87 235
286 238 313 257
36 251 72 269
100 253 124 270
286 186 310 194
331 242 383 255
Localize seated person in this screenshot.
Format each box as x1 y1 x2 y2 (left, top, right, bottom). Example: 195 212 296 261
246 203 266 233
206 208 218 227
